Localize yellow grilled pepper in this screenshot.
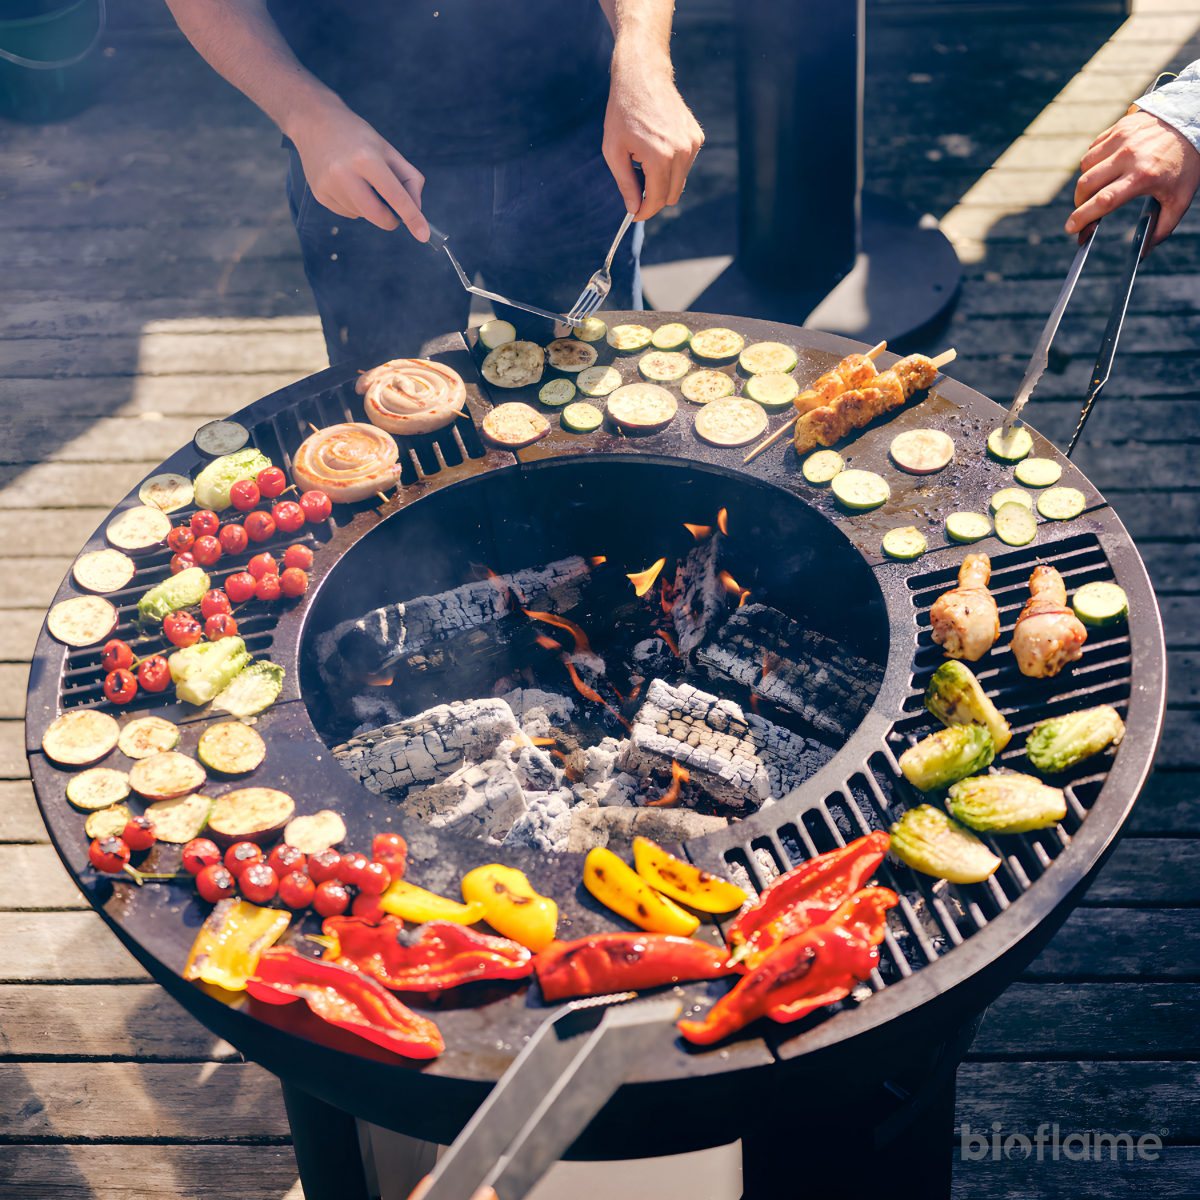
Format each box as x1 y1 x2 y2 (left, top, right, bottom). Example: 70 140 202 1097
632 836 747 913
461 864 558 951
379 878 485 925
183 898 290 991
584 847 699 936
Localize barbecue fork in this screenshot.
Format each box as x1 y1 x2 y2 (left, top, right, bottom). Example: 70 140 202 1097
565 210 636 323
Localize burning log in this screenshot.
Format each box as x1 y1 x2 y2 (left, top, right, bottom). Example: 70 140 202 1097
671 533 729 656
696 604 883 741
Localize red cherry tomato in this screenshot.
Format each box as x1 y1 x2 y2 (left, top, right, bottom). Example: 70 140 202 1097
229 479 261 512
196 863 237 902
190 510 220 538
271 501 305 534
101 639 134 673
121 815 157 852
256 467 287 498
240 863 279 904
163 612 202 648
182 837 222 876
201 589 232 619
283 544 314 571
218 522 249 556
205 613 238 640
103 669 138 705
244 511 276 543
89 836 130 874
223 842 264 878
280 567 308 598
307 849 342 884
255 574 282 602
358 860 392 895
351 891 388 924
193 535 222 567
372 833 408 874
247 552 278 580
313 879 351 917
137 655 171 693
170 551 197 575
278 870 316 910
167 526 195 553
267 844 306 876
300 491 332 523
225 571 256 603
336 852 370 886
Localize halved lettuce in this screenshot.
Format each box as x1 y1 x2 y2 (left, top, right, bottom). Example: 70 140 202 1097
168 637 251 706
212 660 285 719
138 567 210 624
193 448 273 512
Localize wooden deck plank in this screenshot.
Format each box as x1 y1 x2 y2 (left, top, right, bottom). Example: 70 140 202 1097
0 914 149 983
952 1147 1200 1198
0 464 156 510
0 614 45 666
1024 910 1200 979
1085 840 1200 905
0 783 49 843
1128 772 1200 835
0 666 31 718
0 724 30 780
0 511 109 559
0 846 87 910
0 419 232 467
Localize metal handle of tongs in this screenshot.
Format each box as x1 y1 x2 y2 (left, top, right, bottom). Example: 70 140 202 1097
409 994 681 1200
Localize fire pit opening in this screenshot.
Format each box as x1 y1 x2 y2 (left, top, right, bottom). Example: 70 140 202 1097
301 458 889 853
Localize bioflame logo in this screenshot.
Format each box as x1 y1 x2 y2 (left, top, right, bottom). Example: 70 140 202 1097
960 1123 1165 1162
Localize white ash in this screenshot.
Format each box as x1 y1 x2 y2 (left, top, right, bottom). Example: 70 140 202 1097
503 787 577 853
744 712 836 799
672 534 729 655
498 687 575 738
350 694 405 735
407 756 528 842
584 738 624 786
754 847 782 883
511 744 560 792
632 637 673 666
567 806 728 854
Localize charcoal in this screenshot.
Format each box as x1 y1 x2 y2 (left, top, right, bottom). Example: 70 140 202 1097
503 788 576 853
497 687 575 737
406 757 528 841
567 806 728 854
672 534 728 655
696 603 883 740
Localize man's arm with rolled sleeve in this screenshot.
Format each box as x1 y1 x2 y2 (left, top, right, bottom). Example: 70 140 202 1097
1066 64 1200 250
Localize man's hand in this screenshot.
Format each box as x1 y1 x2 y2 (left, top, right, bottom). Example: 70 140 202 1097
1066 108 1200 250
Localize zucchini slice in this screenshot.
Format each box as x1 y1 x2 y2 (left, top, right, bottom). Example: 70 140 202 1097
882 526 927 561
118 716 181 760
481 341 544 389
1037 486 1086 521
72 549 136 595
743 372 800 411
85 804 132 841
606 324 653 353
890 429 954 475
650 323 691 351
106 506 172 553
638 350 690 383
206 787 295 847
739 341 797 375
576 366 623 397
689 328 745 363
481 403 551 449
545 338 598 372
197 722 266 774
572 316 607 344
138 473 194 513
42 710 120 766
143 793 212 843
47 596 118 648
680 369 735 404
607 384 677 432
831 469 890 511
128 751 207 801
693 399 768 447
989 487 1032 515
802 449 845 484
987 425 1033 463
193 421 249 458
1072 581 1129 626
477 319 517 350
994 501 1037 546
946 512 991 543
1014 457 1062 487
561 402 604 434
67 767 131 811
284 810 348 855
538 378 577 407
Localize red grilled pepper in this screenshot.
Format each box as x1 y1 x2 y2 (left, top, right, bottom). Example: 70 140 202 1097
322 916 533 991
678 887 898 1046
246 947 444 1058
534 932 736 1002
726 831 890 968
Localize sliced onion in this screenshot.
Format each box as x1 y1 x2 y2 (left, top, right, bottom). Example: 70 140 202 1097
356 358 467 435
292 423 401 504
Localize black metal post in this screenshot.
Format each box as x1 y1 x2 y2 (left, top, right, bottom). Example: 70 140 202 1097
282 1081 372 1200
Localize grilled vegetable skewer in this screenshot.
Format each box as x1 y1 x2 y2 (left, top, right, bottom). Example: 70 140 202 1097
1011 565 1087 678
929 553 1000 663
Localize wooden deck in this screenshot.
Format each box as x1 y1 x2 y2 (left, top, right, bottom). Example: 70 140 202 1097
2 1 1198 1196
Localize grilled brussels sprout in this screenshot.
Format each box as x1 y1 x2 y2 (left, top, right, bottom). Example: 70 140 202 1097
889 804 1001 884
899 725 996 792
946 772 1067 834
925 661 1012 751
1025 705 1125 773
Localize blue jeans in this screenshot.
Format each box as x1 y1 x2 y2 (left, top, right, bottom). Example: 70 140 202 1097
286 113 642 365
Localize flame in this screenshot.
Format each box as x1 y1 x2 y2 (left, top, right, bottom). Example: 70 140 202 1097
683 523 712 541
646 760 689 807
524 609 591 654
587 555 607 566
364 674 393 686
627 558 666 597
627 680 642 704
534 633 563 651
717 508 729 535
562 655 631 730
749 694 761 716
657 629 680 657
717 571 753 606
660 574 676 615
482 566 525 606
530 737 556 746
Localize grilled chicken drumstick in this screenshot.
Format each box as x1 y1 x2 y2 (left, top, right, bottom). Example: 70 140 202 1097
930 553 1000 662
1011 565 1087 678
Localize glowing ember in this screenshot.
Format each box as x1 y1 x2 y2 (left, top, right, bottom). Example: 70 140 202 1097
717 508 729 535
761 648 779 682
627 558 666 597
587 555 607 566
661 575 677 615
523 609 591 654
364 674 394 687
657 629 680 657
683 523 712 541
534 633 563 651
646 760 689 807
530 737 556 746
562 655 631 730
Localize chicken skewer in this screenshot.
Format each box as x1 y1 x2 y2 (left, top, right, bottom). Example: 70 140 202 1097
1011 565 1087 678
742 341 886 464
930 553 1000 662
793 348 957 456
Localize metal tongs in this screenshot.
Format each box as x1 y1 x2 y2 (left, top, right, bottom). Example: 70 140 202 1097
410 994 681 1200
427 224 583 328
995 72 1174 458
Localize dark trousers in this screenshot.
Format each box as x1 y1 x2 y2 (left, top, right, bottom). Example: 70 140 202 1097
286 113 643 365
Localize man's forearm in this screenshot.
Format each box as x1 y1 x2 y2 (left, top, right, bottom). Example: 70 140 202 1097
599 0 675 72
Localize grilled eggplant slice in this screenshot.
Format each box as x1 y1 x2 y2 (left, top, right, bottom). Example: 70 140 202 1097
48 596 119 648
118 717 180 760
283 810 348 855
67 767 132 810
128 752 206 801
545 338 597 372
207 787 295 847
42 710 120 766
138 473 194 513
106 506 172 553
72 549 136 594
481 341 544 388
946 772 1067 833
